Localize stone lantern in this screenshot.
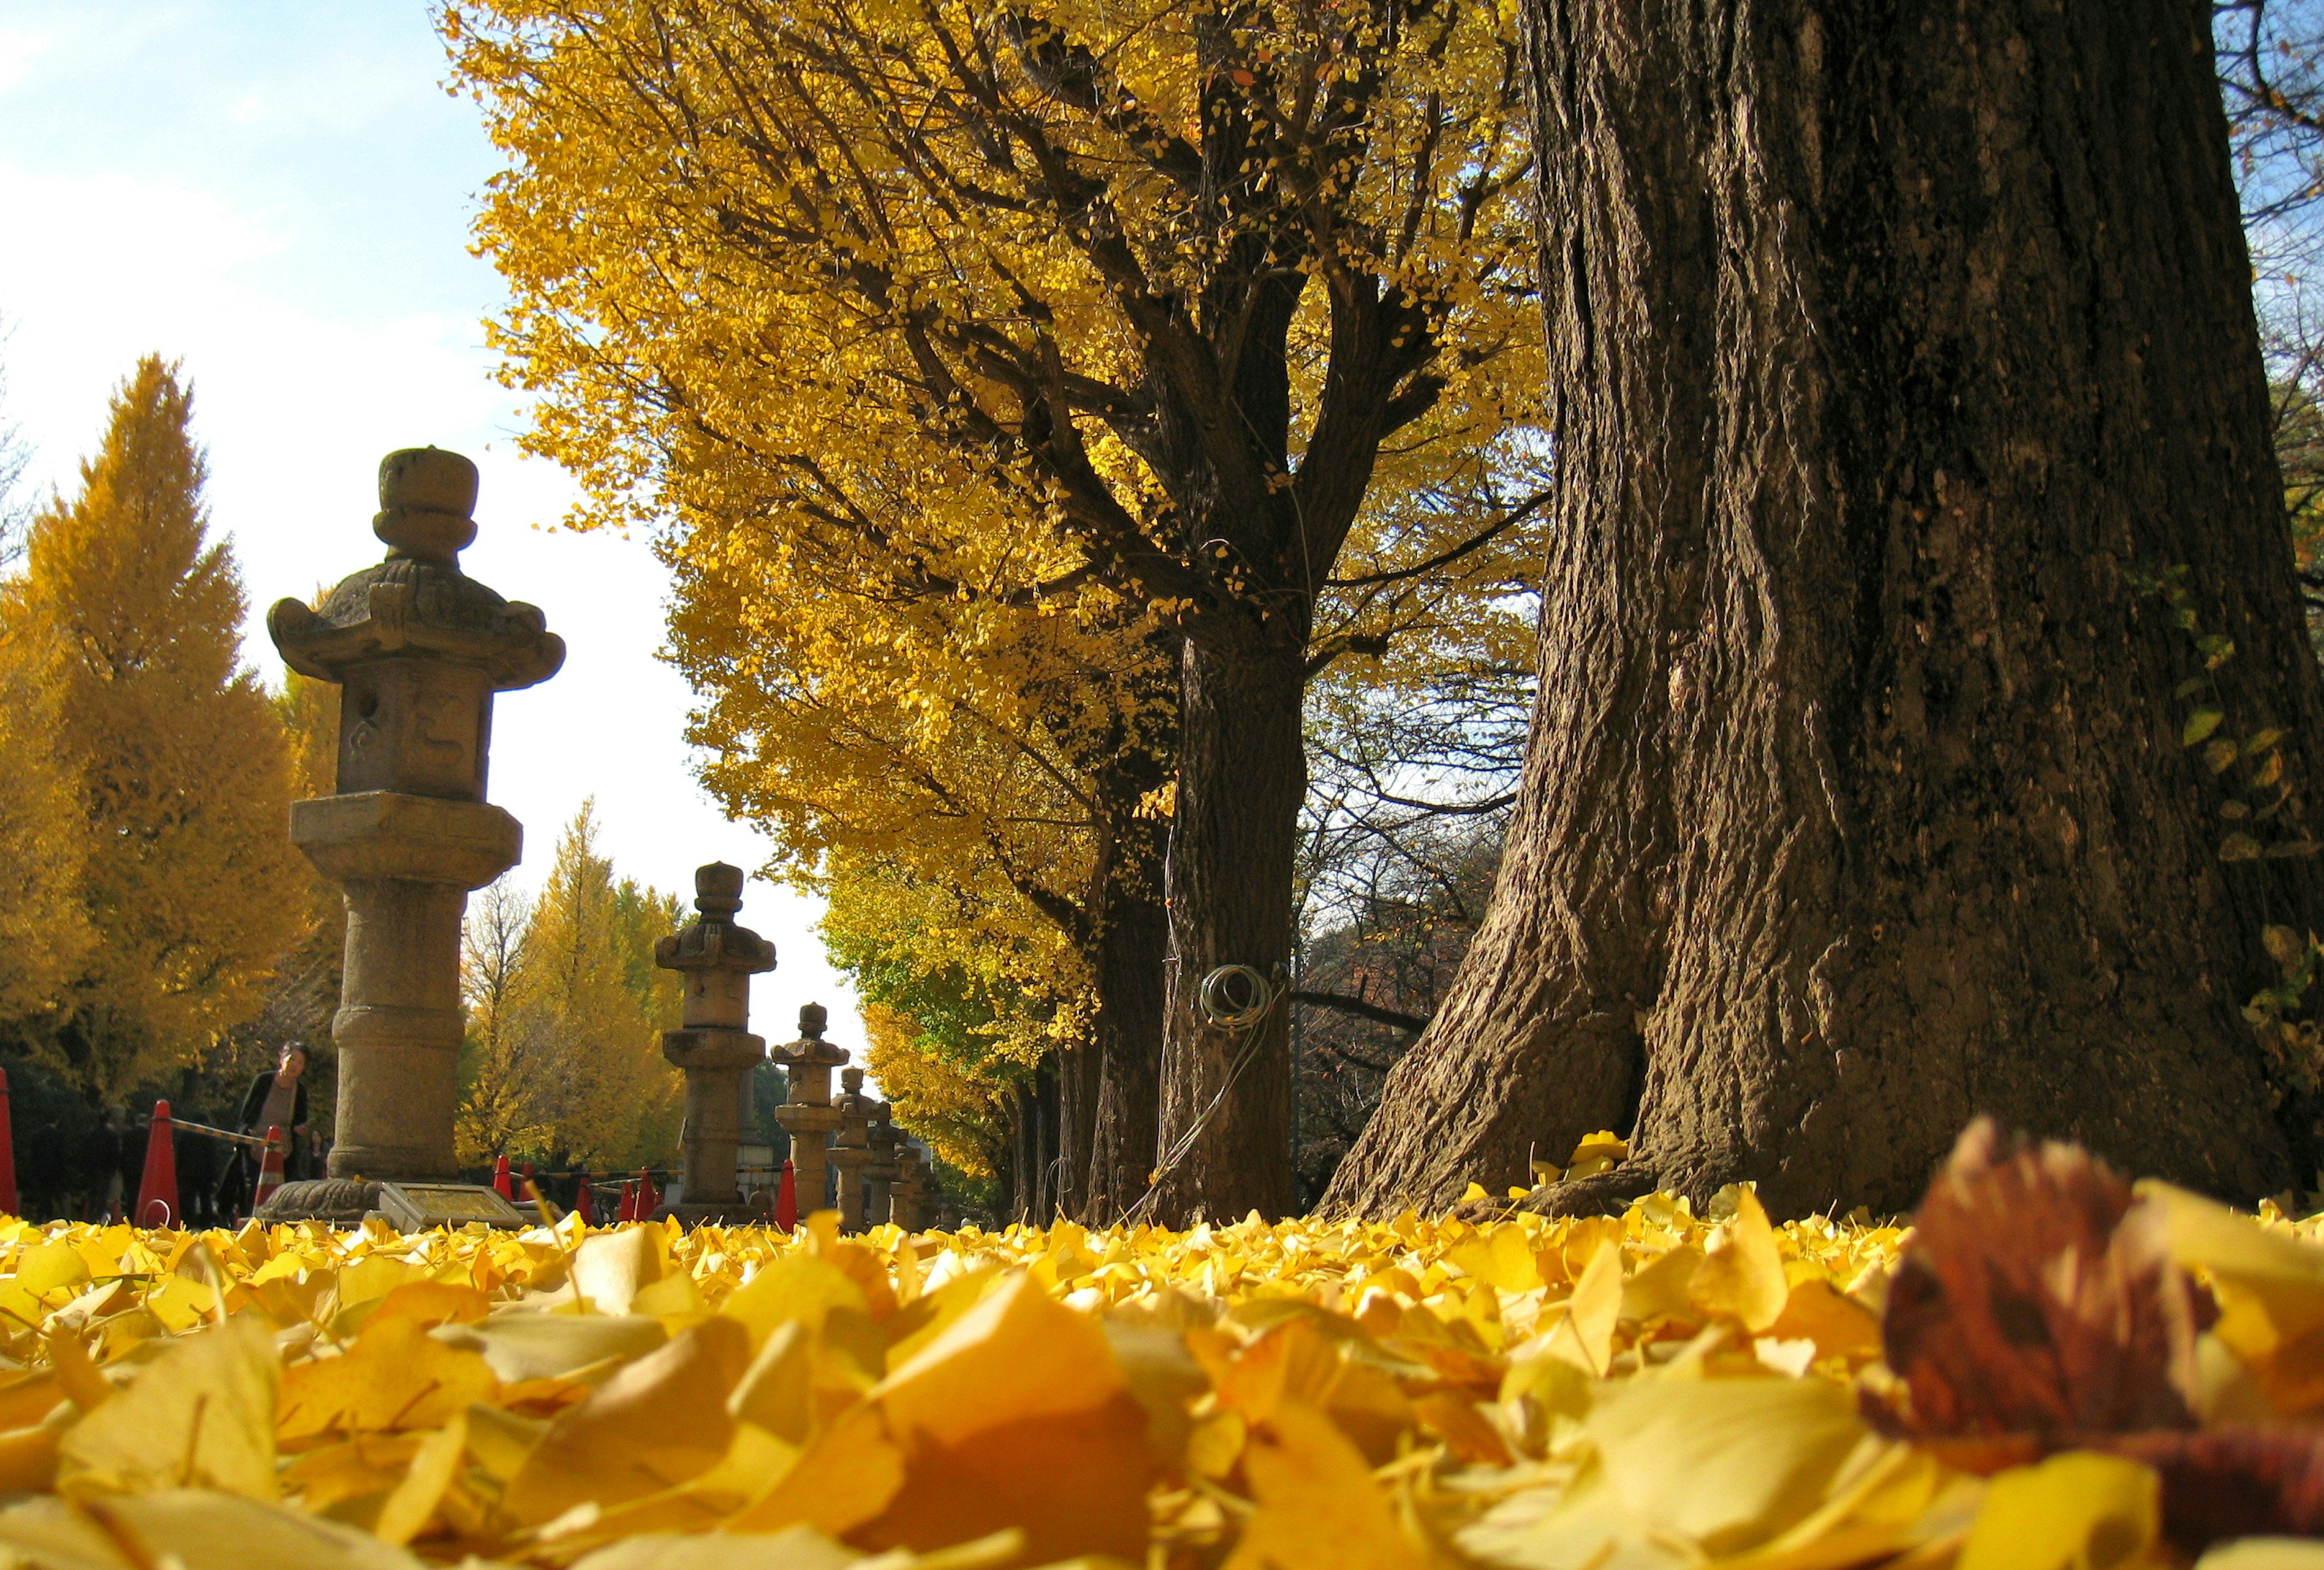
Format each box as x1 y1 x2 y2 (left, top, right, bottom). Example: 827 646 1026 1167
655 864 775 1223
865 1101 900 1227
268 448 562 1186
892 1143 928 1232
770 1004 845 1221
829 1067 873 1232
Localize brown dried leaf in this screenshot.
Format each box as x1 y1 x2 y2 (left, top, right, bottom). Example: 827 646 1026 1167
1874 1118 2203 1439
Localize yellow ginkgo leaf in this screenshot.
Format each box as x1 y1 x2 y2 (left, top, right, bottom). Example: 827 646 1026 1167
1448 1224 1541 1292
506 1315 752 1524
16 1243 88 1297
0 1489 430 1570
1548 1237 1625 1376
373 1414 468 1546
1958 1451 2158 1570
1587 1371 1866 1555
875 1273 1122 1447
58 1315 278 1502
1761 1279 1883 1367
1691 1188 1790 1333
277 1315 497 1439
725 1401 904 1538
720 1255 869 1353
574 1227 666 1316
1226 1398 1429 1570
432 1310 668 1383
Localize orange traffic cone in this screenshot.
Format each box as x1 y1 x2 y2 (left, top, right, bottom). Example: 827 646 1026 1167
492 1155 513 1199
252 1126 287 1213
775 1158 798 1232
615 1180 636 1223
0 1068 19 1218
134 1100 179 1229
572 1168 592 1224
636 1167 660 1217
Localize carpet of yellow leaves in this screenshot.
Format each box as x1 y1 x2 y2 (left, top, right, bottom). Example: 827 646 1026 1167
0 1134 2316 1570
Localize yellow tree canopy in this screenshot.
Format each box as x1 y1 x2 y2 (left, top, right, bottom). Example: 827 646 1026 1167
1 358 301 1100
448 0 1546 1128
450 0 1544 640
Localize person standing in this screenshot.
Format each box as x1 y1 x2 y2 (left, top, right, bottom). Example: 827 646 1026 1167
215 1043 310 1219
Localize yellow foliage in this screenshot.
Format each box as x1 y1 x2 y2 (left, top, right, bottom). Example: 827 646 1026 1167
0 356 301 1097
441 0 1551 1148
859 1002 1006 1178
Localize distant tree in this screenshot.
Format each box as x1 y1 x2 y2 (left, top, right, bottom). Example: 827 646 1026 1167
1 358 300 1102
455 805 684 1168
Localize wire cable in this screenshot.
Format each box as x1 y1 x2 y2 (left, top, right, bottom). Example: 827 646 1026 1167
1122 962 1284 1226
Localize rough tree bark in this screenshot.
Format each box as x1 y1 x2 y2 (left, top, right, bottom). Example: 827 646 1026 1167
1086 818 1171 1223
1155 630 1308 1221
1328 0 2324 1218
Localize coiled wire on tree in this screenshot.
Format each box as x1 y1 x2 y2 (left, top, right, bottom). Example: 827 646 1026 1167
1121 963 1284 1224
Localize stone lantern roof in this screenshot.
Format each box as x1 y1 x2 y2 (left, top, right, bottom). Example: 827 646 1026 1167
268 447 565 693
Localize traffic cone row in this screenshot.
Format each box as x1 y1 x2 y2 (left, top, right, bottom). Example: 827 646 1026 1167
251 1126 286 1212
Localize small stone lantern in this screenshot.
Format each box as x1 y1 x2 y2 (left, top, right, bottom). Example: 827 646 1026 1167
865 1101 900 1227
655 864 775 1223
830 1067 873 1232
892 1143 928 1232
268 448 562 1185
770 1005 845 1221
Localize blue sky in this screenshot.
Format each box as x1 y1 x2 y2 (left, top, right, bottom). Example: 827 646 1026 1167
0 2 859 1039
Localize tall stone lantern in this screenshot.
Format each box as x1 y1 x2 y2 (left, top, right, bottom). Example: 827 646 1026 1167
269 448 563 1186
654 864 775 1223
770 1005 846 1222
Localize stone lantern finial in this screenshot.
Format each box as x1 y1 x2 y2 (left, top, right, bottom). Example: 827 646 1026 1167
262 448 563 1195
654 862 776 1223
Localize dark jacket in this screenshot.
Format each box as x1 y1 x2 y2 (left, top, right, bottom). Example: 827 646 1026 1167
237 1071 309 1139
235 1071 310 1184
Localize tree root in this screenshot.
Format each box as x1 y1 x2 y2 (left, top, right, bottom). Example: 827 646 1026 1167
1450 1164 1659 1224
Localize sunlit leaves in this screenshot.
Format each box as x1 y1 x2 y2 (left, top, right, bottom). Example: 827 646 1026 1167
1 1121 2320 1564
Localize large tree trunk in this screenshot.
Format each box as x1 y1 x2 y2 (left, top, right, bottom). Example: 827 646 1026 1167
1329 0 2324 1218
1086 835 1169 1223
1155 629 1305 1221
1056 1038 1098 1223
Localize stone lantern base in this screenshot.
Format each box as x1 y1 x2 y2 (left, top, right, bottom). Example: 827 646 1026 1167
255 1178 385 1226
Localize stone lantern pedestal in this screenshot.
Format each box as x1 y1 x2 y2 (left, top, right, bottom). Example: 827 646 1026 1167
265 449 562 1199
654 864 775 1225
770 1005 846 1226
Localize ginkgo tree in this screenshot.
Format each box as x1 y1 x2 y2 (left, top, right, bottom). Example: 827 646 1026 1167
447 0 1541 1218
